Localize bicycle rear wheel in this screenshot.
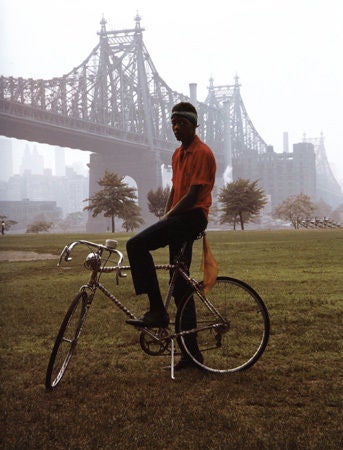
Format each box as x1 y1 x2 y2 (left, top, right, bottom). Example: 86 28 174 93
45 290 89 390
176 276 270 373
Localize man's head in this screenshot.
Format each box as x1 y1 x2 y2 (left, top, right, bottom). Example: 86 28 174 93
171 102 198 144
171 102 198 127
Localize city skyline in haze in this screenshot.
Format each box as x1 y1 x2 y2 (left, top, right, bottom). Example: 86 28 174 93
0 138 90 179
1 0 342 186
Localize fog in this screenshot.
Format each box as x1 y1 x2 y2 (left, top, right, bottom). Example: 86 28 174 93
1 0 342 226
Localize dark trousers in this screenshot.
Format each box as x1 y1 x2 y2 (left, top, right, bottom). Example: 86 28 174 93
126 208 207 310
127 208 207 358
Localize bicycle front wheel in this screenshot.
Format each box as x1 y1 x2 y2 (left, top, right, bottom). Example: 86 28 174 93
176 276 270 373
45 290 89 390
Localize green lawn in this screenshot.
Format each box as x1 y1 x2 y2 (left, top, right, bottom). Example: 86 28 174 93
0 230 342 449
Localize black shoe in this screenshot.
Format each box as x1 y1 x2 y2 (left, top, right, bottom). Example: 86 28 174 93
126 310 169 328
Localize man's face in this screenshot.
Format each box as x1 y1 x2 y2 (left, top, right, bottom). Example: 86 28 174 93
171 115 195 142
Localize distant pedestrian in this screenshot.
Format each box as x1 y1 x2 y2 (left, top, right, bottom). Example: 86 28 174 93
1 221 5 235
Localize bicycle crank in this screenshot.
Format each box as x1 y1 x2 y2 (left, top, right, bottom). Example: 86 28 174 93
139 328 170 355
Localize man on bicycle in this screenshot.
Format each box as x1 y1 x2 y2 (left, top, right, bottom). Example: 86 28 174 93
126 101 216 370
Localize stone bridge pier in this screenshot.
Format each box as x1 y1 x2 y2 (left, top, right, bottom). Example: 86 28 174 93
86 142 170 233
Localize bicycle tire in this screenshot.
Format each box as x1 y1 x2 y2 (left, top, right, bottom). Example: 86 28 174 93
175 276 270 373
45 290 88 390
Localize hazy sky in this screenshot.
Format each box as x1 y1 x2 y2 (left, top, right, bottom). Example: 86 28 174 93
1 0 342 183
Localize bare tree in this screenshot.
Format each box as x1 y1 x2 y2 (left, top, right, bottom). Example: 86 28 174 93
0 215 18 232
147 186 171 219
26 221 53 233
121 203 144 232
273 193 315 229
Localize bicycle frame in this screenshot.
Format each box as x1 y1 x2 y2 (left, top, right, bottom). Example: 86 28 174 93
60 238 226 330
57 239 224 379
47 238 269 388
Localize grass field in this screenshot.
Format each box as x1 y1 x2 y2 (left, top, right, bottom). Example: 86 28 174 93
0 230 342 449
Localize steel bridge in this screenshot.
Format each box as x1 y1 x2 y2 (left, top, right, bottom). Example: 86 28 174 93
0 15 340 228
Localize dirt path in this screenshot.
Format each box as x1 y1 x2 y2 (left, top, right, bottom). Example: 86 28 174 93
0 251 57 261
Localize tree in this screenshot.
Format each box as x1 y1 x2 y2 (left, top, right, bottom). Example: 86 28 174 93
121 203 144 232
26 220 53 233
273 193 315 229
147 186 171 218
59 212 86 231
218 179 267 230
84 171 142 232
0 215 18 232
208 202 221 227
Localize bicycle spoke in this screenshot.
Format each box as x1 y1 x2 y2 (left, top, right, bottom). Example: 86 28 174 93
176 277 269 373
46 291 88 389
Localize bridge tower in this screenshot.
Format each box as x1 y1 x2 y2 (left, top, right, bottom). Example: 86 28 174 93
2 16 341 226
85 15 164 231
304 133 342 207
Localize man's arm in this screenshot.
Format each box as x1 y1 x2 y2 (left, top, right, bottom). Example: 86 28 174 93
163 185 202 218
164 186 174 215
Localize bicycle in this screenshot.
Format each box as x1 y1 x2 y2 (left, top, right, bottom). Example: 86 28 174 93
45 235 270 390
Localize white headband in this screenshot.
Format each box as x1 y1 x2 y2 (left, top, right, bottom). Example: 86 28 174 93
171 111 198 126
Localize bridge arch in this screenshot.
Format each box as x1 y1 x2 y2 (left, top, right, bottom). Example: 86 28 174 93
1 15 341 223
86 147 162 232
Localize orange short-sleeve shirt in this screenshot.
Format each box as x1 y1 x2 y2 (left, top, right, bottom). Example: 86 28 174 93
171 135 216 218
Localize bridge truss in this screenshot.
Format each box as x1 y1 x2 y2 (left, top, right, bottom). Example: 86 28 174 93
0 15 267 167
0 15 341 209
304 134 342 206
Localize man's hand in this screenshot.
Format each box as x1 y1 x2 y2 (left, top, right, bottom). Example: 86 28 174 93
162 185 203 218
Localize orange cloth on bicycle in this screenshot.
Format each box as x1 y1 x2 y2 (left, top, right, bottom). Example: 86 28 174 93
171 135 216 218
201 235 218 293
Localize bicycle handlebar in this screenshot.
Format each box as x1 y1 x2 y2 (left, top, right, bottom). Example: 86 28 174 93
57 240 125 269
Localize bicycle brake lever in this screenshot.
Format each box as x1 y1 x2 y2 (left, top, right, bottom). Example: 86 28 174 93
115 268 127 285
64 246 72 262
57 246 72 267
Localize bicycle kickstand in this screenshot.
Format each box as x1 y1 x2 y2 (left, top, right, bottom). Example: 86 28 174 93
170 338 175 380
